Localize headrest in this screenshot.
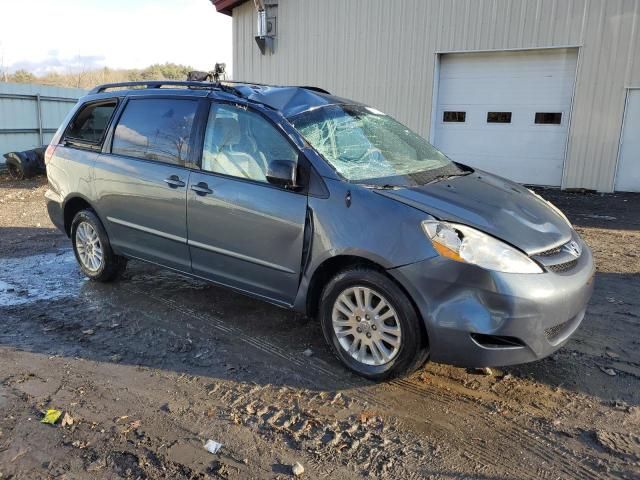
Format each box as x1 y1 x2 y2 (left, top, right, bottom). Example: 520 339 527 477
212 116 240 146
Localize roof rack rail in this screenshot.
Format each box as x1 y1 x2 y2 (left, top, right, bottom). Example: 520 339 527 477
88 80 229 95
222 81 330 95
296 86 331 94
89 80 330 96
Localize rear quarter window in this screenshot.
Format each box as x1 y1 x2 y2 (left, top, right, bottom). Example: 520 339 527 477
65 101 117 145
111 98 198 166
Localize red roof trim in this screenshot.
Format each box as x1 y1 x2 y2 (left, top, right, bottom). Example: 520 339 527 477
210 0 248 16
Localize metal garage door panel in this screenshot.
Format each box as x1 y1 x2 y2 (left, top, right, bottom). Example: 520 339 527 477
434 49 578 186
615 90 640 192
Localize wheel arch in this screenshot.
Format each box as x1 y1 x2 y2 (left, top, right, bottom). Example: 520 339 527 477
63 195 95 236
303 255 426 341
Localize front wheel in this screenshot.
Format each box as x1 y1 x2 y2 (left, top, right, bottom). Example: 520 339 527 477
71 209 127 282
319 267 429 380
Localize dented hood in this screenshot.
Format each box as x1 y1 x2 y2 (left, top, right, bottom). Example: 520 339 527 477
376 171 573 255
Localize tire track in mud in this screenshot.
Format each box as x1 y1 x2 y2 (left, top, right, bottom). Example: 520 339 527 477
128 287 367 388
205 381 428 478
389 378 602 480
131 284 602 480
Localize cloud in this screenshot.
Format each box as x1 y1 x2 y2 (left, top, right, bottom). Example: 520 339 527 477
0 0 232 75
9 55 107 76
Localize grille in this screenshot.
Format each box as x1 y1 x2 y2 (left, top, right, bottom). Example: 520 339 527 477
547 259 578 273
545 319 571 340
536 245 563 257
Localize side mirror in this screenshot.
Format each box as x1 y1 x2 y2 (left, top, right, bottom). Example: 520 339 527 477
266 160 298 189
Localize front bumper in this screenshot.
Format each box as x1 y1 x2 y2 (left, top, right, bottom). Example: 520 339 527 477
388 239 595 367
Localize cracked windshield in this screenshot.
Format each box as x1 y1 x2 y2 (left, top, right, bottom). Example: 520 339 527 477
292 104 464 184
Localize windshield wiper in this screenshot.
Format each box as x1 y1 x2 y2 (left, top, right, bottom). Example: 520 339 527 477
362 183 400 190
426 172 470 185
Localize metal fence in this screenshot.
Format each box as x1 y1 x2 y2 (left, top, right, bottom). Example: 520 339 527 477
0 82 87 165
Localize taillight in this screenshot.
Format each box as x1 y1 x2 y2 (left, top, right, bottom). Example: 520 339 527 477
44 144 56 165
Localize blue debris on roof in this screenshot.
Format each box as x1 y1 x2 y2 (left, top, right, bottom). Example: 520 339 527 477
232 84 353 118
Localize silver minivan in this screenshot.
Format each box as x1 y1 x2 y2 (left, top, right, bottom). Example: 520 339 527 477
45 81 595 380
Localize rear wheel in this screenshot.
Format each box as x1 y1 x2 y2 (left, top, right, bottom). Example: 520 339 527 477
71 209 126 282
319 267 428 380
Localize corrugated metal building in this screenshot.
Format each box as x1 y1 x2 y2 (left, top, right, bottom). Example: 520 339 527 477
212 0 640 192
0 83 86 157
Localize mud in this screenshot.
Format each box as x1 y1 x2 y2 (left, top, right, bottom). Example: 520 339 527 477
0 175 639 479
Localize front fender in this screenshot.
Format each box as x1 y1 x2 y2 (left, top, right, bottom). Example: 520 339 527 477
293 178 438 313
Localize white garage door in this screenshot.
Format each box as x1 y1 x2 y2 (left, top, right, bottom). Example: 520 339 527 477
615 89 640 192
433 48 578 186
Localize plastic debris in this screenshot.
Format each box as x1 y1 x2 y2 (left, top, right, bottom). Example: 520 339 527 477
600 366 617 376
41 409 63 425
61 412 74 427
204 439 223 454
578 214 616 221
302 348 313 357
292 461 305 476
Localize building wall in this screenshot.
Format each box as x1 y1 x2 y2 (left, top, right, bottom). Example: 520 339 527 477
232 0 640 192
0 82 86 157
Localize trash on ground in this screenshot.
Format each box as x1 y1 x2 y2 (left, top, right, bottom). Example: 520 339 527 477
204 439 223 454
61 412 74 427
292 461 305 476
302 348 313 357
600 366 617 376
41 409 63 425
577 214 617 221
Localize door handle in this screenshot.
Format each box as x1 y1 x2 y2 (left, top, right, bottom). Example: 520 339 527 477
164 175 186 188
191 182 213 195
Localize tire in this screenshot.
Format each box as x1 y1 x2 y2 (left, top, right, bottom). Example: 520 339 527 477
6 161 24 180
319 267 429 380
71 209 127 282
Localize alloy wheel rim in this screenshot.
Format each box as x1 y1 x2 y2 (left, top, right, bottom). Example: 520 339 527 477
75 222 103 272
331 286 402 366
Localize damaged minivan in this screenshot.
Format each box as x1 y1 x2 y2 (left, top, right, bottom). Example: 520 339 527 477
45 81 595 380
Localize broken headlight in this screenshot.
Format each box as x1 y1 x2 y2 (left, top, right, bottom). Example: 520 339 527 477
422 220 543 274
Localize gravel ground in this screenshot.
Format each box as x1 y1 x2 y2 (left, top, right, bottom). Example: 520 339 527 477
0 174 639 479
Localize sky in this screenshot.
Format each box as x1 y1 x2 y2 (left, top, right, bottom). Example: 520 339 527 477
0 0 233 76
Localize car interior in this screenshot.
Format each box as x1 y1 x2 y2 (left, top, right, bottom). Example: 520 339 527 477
202 113 268 182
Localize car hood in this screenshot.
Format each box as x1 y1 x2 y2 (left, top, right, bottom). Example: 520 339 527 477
375 171 573 255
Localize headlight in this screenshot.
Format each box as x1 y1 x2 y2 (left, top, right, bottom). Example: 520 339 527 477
422 220 543 274
527 189 572 227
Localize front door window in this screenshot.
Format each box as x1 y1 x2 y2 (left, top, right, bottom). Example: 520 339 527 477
202 104 298 182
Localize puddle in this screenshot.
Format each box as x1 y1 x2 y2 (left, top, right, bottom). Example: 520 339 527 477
0 250 85 306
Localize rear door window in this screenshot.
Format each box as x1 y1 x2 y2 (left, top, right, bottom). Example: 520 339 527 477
65 101 117 145
112 98 198 166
